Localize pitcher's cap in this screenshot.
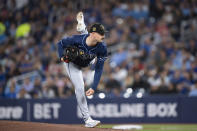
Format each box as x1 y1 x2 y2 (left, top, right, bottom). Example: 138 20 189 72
89 23 108 35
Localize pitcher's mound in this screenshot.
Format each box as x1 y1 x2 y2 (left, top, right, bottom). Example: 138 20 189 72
0 121 119 131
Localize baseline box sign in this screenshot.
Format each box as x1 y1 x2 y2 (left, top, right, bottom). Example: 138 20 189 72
0 96 196 123
79 96 180 123
78 102 177 118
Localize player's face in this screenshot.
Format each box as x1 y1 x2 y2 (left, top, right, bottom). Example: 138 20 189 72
93 32 105 42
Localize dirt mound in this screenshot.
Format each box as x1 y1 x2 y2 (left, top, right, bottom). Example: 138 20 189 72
0 121 119 131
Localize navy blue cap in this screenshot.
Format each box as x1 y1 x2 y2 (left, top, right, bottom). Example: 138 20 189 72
89 23 108 35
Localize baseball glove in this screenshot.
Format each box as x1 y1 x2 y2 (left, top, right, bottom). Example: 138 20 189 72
62 46 96 67
62 46 79 63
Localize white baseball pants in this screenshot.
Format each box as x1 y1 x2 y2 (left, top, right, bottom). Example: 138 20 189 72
64 62 90 122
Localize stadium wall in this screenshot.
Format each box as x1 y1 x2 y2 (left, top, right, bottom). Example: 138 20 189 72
0 96 196 124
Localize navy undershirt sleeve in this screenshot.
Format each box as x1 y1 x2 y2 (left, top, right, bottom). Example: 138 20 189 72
91 45 107 90
57 36 76 59
91 59 105 90
58 40 65 58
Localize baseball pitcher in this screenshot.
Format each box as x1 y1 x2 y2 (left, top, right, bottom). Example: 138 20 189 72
57 12 108 127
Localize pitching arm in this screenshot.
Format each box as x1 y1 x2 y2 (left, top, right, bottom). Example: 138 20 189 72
91 46 107 91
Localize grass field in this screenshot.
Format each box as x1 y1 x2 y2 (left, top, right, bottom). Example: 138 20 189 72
99 124 197 131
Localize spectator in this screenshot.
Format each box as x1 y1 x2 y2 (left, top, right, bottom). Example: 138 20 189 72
0 65 6 88
17 88 31 99
105 74 121 96
130 71 150 92
0 0 197 98
32 77 42 98
4 79 17 99
22 77 34 93
42 82 55 99
110 46 128 67
189 81 197 97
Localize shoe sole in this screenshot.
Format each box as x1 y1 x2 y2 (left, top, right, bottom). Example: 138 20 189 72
85 121 101 128
76 12 85 32
95 121 101 127
77 12 83 22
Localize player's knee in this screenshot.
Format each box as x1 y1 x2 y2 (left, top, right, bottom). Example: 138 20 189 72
75 86 85 94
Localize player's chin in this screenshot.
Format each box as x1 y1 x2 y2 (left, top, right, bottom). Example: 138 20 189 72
98 40 103 43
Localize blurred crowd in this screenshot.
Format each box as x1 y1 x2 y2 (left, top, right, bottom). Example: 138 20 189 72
0 0 197 99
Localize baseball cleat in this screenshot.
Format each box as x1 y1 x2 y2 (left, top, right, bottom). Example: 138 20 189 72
85 117 101 128
76 12 86 32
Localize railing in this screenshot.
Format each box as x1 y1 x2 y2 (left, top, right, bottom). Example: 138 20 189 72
6 70 41 88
